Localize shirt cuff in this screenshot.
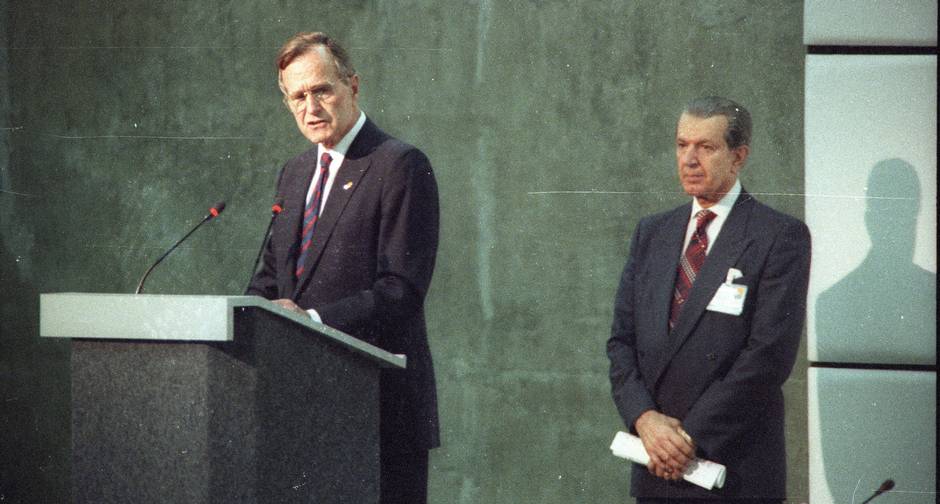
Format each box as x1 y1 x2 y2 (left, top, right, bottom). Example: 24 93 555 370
306 308 322 323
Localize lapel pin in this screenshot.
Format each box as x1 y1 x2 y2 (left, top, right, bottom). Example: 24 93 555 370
343 181 353 190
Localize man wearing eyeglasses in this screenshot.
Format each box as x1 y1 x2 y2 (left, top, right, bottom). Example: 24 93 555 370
247 32 440 504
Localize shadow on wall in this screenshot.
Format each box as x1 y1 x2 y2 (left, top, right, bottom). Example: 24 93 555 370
815 158 935 363
813 158 936 504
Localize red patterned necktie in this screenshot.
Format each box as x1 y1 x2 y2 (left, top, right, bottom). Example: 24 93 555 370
295 152 332 278
669 209 717 330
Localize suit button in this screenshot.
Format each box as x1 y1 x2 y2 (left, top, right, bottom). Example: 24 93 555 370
706 352 717 361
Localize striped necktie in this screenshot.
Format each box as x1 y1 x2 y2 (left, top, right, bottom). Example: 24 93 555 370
295 152 332 278
669 209 717 330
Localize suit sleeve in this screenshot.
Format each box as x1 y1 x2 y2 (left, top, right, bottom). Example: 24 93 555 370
681 219 811 456
314 148 440 335
245 165 287 299
607 219 658 431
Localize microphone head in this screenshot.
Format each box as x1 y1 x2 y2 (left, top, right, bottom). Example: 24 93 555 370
209 201 226 218
879 479 895 493
271 198 285 215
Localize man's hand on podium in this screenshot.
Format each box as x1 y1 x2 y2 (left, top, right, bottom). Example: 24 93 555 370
273 299 310 317
271 299 323 323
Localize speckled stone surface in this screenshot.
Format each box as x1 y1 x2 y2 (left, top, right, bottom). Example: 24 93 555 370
70 307 380 503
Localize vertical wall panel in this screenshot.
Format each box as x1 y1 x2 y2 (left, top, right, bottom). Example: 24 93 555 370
808 368 936 504
804 0 938 46
806 54 937 365
805 4 937 504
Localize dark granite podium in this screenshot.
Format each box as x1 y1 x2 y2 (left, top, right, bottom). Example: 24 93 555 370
40 293 405 504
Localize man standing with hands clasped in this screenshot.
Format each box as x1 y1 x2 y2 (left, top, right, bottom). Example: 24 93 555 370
607 97 810 503
247 32 440 504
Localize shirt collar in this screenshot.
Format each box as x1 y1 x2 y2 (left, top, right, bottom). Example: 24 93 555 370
318 111 366 161
691 178 741 220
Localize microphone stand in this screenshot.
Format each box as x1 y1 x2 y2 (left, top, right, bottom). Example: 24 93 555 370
135 202 225 294
243 199 284 294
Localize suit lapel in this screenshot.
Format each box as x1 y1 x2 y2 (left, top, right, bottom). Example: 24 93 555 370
648 205 691 341
644 205 691 385
292 120 381 298
653 192 756 385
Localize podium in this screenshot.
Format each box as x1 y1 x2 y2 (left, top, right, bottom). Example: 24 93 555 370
39 293 405 503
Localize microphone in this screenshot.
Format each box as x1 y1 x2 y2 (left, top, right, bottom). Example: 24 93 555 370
135 201 226 294
244 198 284 294
859 479 895 504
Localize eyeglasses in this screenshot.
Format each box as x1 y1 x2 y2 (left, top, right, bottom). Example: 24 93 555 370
283 83 339 112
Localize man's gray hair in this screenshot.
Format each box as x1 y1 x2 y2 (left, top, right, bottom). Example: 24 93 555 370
276 32 356 87
682 96 752 149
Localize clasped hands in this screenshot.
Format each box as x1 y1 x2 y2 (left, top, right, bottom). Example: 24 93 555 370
635 410 696 481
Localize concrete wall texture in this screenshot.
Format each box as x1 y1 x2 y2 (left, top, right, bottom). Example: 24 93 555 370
0 1 806 502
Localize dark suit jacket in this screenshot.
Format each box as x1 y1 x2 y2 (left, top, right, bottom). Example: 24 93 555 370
607 190 810 499
248 118 440 454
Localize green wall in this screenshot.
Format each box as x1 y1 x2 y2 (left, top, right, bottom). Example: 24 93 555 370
0 1 806 502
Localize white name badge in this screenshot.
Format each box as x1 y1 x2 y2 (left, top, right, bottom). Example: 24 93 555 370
707 283 747 316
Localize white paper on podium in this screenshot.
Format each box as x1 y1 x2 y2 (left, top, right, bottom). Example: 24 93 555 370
609 431 727 490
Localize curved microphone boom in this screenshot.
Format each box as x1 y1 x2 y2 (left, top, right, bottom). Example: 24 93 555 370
135 201 226 294
244 198 284 294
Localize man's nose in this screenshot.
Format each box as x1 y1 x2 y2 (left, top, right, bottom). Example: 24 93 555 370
304 93 323 114
680 147 698 166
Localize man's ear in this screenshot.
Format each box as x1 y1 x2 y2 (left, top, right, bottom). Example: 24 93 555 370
731 144 750 174
348 74 360 98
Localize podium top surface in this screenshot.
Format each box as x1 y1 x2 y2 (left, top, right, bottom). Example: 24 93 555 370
40 293 405 368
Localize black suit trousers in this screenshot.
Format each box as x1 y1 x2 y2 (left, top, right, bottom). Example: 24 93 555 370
380 449 429 504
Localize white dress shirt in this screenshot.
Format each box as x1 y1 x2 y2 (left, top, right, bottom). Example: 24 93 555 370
306 111 367 208
681 179 742 255
302 111 367 323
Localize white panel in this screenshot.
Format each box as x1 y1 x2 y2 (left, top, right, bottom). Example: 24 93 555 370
809 368 936 504
805 54 936 365
804 0 938 46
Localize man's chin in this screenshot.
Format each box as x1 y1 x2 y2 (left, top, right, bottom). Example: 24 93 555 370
303 131 334 146
683 187 722 203
681 185 704 198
